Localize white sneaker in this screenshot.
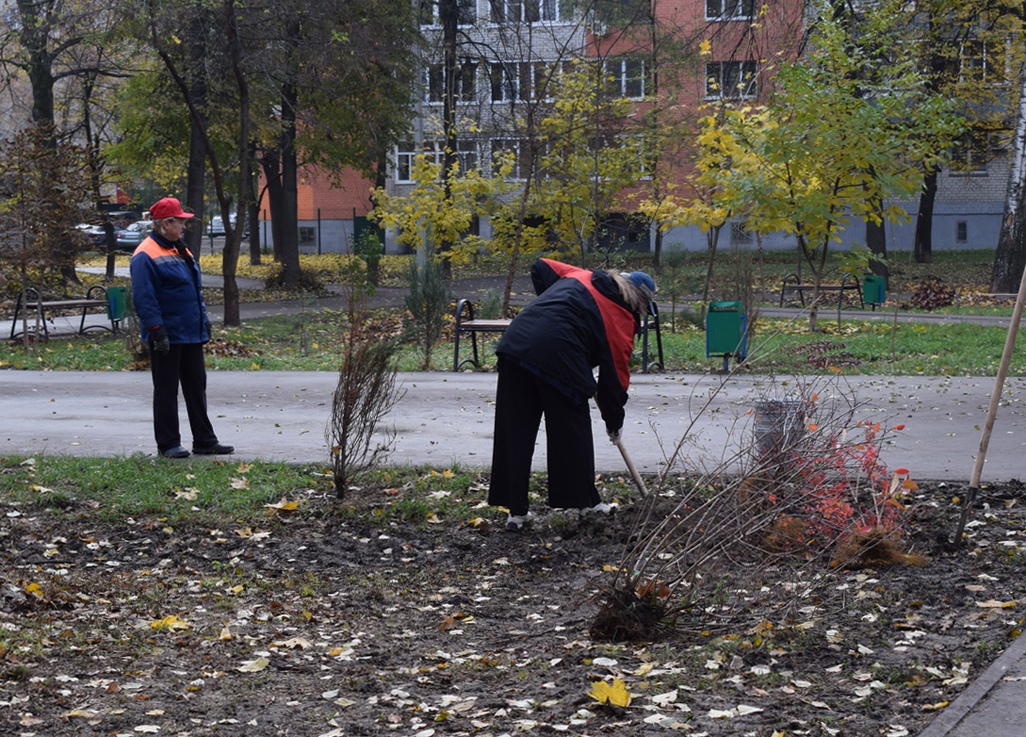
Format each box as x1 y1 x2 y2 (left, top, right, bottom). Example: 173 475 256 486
583 502 619 516
506 512 531 531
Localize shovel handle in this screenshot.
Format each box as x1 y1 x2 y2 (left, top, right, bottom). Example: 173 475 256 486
615 438 649 498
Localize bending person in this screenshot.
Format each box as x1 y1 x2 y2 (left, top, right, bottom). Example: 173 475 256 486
488 258 655 530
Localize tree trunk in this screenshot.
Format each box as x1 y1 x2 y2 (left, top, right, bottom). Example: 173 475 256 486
914 164 938 265
260 150 285 263
866 202 888 278
279 82 301 289
653 227 663 272
220 0 252 328
184 16 208 260
992 64 1026 293
16 0 55 128
247 141 261 265
437 0 458 279
699 225 721 323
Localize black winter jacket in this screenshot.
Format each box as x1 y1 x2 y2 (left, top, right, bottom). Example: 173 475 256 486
495 259 639 432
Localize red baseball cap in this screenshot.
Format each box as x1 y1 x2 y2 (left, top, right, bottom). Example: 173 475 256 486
149 197 195 220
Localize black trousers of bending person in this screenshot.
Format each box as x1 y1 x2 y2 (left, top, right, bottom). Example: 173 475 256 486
149 342 218 453
488 357 602 514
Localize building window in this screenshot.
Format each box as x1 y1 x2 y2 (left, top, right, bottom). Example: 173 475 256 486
705 61 757 99
956 221 968 243
395 141 443 182
706 0 755 19
420 0 477 26
604 57 647 98
425 60 478 104
299 226 316 244
959 39 1008 84
490 0 560 23
455 139 479 175
950 132 990 175
396 139 480 181
396 142 417 182
489 61 551 101
491 138 532 179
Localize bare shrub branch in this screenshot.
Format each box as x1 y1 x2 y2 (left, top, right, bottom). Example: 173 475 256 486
325 287 405 499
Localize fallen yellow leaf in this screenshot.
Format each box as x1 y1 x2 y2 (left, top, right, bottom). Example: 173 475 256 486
150 614 191 631
264 498 299 513
588 677 631 707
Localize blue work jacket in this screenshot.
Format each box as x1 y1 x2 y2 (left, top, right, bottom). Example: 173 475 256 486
130 233 210 344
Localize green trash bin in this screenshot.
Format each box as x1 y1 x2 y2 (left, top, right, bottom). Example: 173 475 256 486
106 286 128 332
862 274 887 309
706 300 747 371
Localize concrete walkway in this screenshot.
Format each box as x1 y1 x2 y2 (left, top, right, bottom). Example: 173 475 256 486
1 369 1024 479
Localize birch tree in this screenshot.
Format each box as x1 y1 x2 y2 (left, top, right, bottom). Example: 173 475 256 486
991 63 1026 293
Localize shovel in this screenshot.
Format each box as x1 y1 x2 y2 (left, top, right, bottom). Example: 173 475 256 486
615 437 649 498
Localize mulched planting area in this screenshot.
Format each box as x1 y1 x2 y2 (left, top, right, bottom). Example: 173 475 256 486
3 479 1025 737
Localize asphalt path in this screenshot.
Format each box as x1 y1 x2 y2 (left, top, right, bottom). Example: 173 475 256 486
2 370 1024 483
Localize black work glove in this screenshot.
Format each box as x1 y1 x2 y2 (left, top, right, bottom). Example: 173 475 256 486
204 317 212 341
149 326 170 355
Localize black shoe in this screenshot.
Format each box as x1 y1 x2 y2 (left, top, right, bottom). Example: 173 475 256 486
192 443 234 455
160 446 190 459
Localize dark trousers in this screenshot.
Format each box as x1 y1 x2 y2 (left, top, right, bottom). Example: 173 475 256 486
488 359 600 513
149 343 217 453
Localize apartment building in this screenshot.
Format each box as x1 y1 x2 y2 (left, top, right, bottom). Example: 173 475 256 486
286 0 1010 255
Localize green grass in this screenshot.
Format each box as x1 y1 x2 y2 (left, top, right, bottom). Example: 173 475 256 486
0 455 323 524
1 310 1020 376
3 247 1016 375
0 455 498 528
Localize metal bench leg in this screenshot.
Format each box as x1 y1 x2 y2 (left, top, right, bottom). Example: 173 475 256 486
641 317 652 373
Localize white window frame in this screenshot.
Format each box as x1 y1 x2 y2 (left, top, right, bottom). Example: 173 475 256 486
489 0 561 24
491 138 532 180
395 141 443 183
949 133 990 176
705 60 757 99
604 57 647 99
396 140 480 181
705 0 755 21
489 60 554 102
424 60 478 104
420 0 477 27
455 139 480 175
959 39 1008 85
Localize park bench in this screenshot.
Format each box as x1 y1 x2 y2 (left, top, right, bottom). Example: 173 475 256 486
779 273 864 311
453 297 665 373
9 285 126 340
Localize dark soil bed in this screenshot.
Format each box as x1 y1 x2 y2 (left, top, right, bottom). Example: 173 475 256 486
2 480 1025 736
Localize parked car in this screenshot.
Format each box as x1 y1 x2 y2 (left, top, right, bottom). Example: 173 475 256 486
115 220 151 248
76 223 107 247
208 216 226 237
207 213 241 238
107 210 142 229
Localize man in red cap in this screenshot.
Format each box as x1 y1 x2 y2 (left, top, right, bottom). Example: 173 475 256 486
130 198 233 459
